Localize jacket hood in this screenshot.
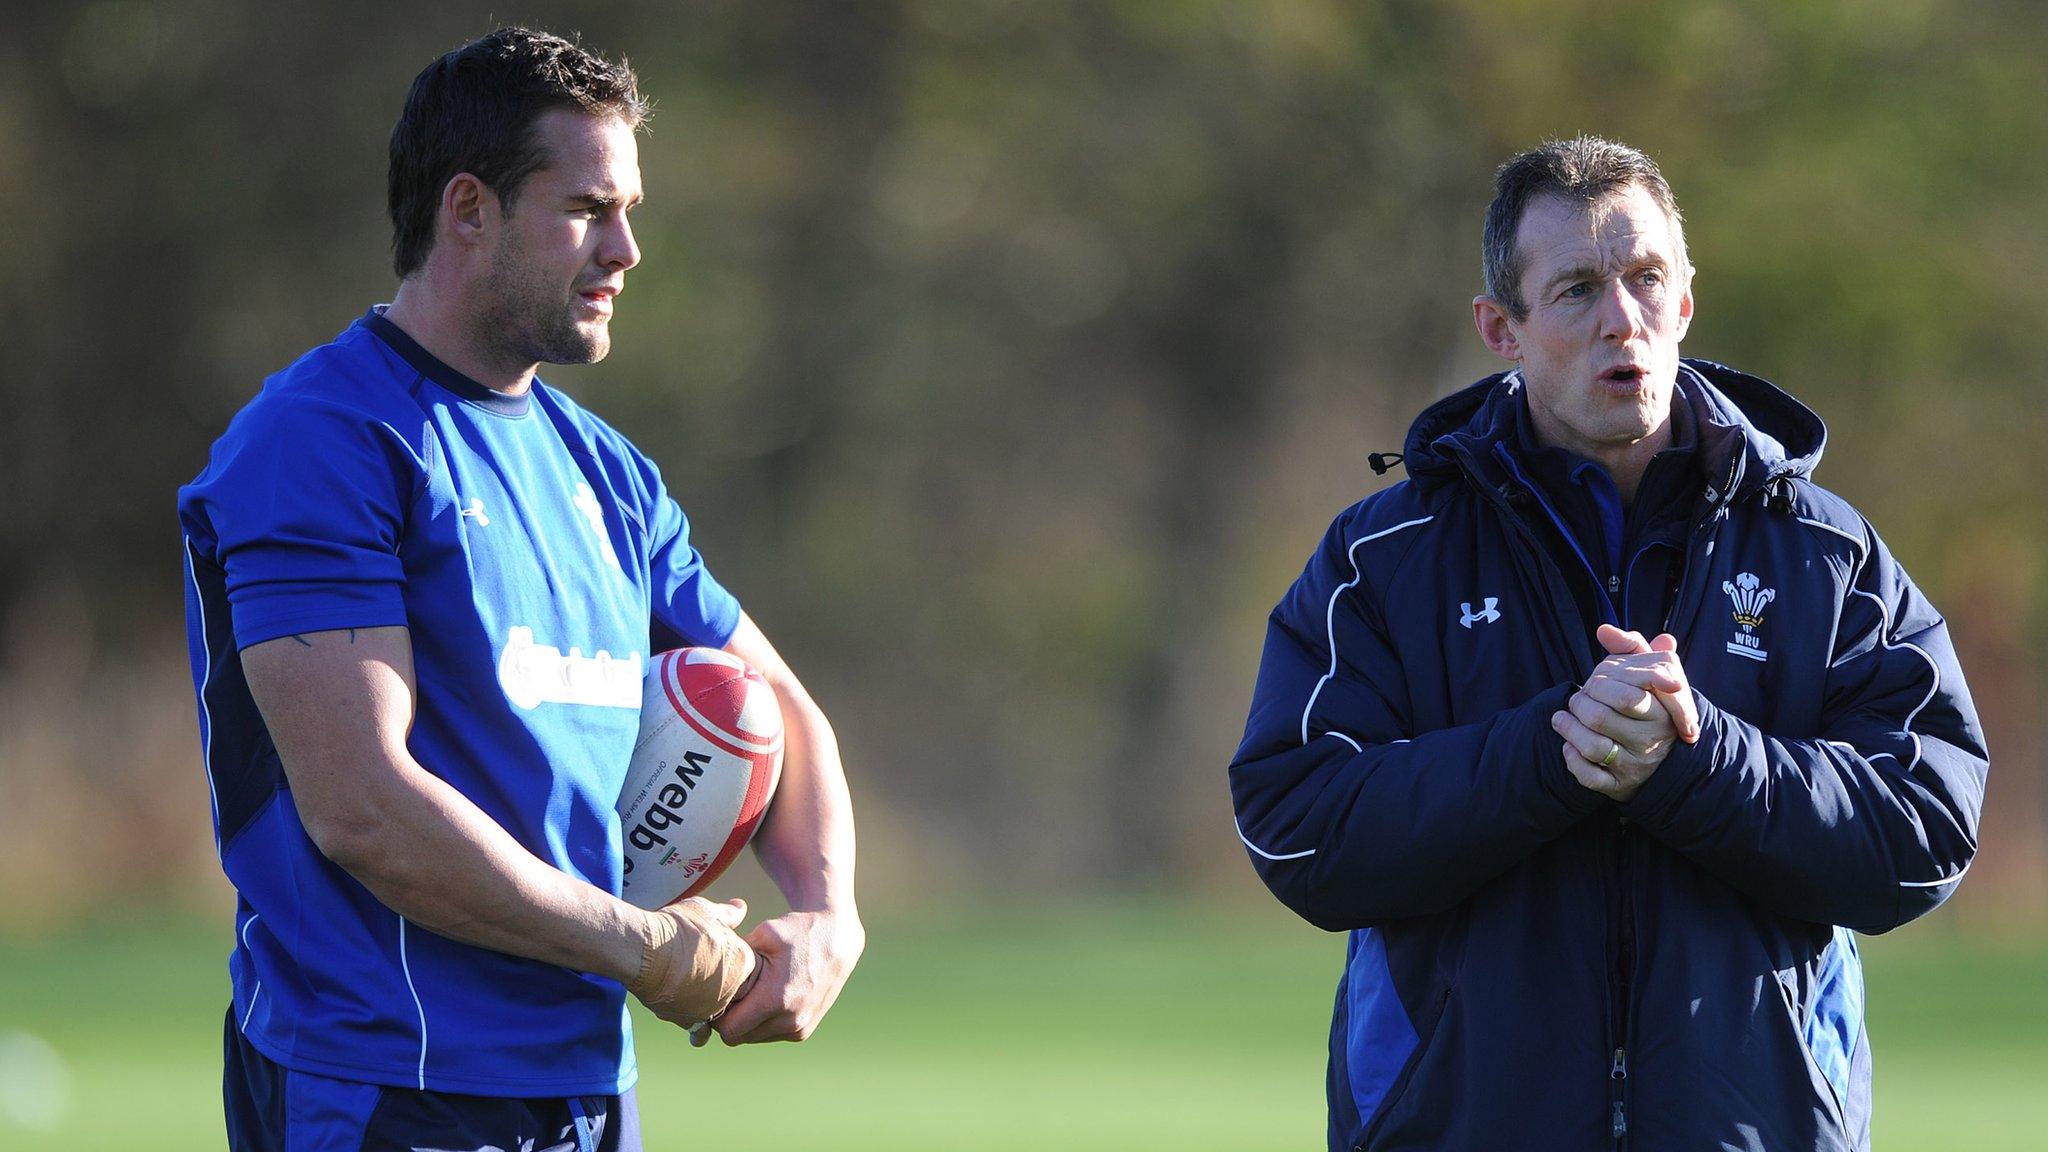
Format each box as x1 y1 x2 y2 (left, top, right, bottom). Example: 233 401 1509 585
1399 358 1827 504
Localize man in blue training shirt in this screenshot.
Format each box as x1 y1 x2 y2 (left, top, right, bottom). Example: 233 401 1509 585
180 28 862 1151
1229 137 1987 1150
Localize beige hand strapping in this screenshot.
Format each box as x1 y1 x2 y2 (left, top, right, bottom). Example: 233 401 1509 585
626 897 758 1029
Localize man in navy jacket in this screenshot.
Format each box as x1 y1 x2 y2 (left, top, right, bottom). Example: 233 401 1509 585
1229 137 1987 1151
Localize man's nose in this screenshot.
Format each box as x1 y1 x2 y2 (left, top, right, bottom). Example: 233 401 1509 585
601 216 641 272
1595 279 1643 342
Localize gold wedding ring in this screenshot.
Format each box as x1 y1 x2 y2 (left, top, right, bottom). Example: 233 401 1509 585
1601 740 1622 769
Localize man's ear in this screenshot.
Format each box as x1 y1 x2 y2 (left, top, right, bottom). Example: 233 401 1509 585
440 173 496 253
1673 267 1696 342
1473 295 1522 363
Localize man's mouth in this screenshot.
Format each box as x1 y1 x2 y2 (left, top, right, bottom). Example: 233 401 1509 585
1598 364 1649 394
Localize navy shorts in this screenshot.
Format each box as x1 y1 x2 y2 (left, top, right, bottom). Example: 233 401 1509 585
223 1011 642 1152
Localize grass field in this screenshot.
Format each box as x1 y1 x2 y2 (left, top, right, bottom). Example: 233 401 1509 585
2 899 2043 1149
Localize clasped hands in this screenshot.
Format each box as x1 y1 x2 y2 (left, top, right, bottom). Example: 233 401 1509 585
626 895 865 1050
1551 624 1701 803
627 896 758 1045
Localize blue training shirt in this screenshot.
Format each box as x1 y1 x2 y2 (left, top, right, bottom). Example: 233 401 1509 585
178 308 741 1095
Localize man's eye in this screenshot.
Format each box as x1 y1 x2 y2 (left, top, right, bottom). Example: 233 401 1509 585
1639 270 1663 286
1562 283 1591 299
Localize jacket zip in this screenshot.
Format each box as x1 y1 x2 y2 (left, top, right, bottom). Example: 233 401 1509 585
1488 466 1641 1145
1608 524 1686 1147
1661 440 1754 632
1611 816 1636 1144
1619 540 1665 626
1661 503 1731 635
1462 453 1720 1147
1611 1045 1629 1138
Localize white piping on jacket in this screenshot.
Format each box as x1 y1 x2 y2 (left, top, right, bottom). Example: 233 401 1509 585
1798 516 1951 891
1301 516 1435 745
1236 816 1318 861
1243 516 1433 865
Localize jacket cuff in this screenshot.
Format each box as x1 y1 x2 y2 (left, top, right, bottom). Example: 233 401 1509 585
1526 682 1607 818
1627 689 1729 827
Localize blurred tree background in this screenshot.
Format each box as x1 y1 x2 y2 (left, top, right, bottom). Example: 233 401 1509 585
0 0 2043 937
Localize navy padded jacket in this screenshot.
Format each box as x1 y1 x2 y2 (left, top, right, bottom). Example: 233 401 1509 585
1229 361 1987 1151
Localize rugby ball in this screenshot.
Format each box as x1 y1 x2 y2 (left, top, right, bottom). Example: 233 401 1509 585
616 648 784 909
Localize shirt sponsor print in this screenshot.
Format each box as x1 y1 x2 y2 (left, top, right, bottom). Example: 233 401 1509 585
496 626 642 709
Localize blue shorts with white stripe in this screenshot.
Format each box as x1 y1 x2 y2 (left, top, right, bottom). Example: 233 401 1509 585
223 1010 642 1152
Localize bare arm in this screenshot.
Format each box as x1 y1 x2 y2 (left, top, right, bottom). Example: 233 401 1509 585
241 625 752 1025
711 612 864 1043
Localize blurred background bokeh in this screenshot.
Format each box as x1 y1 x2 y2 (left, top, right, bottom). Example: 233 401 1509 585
2 1 2044 1148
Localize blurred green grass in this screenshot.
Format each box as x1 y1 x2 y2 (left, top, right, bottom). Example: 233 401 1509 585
2 900 2043 1149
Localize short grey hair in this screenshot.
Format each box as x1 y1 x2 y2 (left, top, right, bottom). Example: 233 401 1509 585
1481 136 1687 321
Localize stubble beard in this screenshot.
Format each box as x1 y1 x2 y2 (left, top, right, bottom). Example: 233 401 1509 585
478 240 611 370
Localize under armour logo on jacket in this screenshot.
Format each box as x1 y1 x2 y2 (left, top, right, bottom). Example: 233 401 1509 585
1460 598 1501 628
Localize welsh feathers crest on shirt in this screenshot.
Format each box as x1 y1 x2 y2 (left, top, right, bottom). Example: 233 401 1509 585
1722 571 1775 663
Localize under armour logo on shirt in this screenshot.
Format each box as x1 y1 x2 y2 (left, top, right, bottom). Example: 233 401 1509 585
1460 598 1501 629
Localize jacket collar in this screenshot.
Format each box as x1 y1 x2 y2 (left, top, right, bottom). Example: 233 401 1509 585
1399 358 1826 509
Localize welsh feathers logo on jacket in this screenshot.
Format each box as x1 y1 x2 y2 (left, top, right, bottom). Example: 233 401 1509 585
1722 571 1776 662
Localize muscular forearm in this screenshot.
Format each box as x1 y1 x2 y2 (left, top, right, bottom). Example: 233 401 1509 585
317 754 648 983
752 681 858 913
325 760 755 1029
722 614 858 914
707 613 863 1044
242 626 649 984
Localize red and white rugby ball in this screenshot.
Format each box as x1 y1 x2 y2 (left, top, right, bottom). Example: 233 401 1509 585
617 648 784 909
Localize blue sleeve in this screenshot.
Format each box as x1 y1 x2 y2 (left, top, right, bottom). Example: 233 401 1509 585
640 455 741 649
1629 518 1988 933
181 395 417 650
1228 505 1602 932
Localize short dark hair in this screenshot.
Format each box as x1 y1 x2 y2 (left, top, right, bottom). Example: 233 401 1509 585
1481 136 1686 321
388 27 649 278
